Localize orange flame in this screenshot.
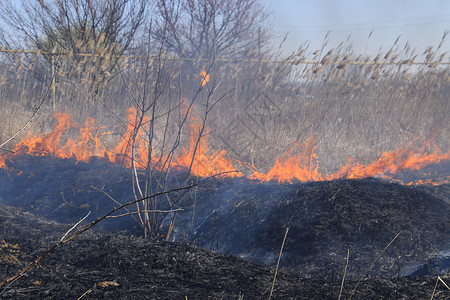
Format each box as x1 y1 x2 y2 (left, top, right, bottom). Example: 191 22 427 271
326 144 450 181
249 141 449 184
10 112 110 161
200 67 210 87
0 110 448 185
0 107 240 178
108 107 152 169
250 137 322 183
173 103 241 177
404 177 449 186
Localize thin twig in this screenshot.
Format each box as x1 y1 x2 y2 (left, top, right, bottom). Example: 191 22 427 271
89 185 141 226
0 147 14 153
338 249 350 300
268 227 289 300
60 212 91 242
199 170 242 182
106 208 183 218
77 284 95 300
438 276 450 290
430 276 439 300
349 229 403 300
430 276 450 300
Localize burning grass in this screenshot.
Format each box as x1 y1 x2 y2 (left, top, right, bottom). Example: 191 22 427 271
0 17 449 300
0 107 448 185
1 33 448 186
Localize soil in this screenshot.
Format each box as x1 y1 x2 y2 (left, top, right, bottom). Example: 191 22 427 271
0 155 449 299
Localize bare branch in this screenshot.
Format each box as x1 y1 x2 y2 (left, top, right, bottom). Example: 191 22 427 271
106 208 183 219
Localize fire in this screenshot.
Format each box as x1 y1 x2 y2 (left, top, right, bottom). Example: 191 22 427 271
250 137 322 183
0 109 448 185
327 144 450 181
173 103 241 178
8 112 110 162
404 177 450 186
0 107 240 178
0 155 5 168
200 67 210 87
249 141 449 184
108 107 152 169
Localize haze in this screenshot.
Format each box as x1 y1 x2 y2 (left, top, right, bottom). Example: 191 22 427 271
265 0 450 56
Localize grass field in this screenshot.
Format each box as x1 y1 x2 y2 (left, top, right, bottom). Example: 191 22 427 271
0 36 449 179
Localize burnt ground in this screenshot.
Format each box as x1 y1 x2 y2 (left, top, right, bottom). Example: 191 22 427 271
0 155 449 299
1 204 449 299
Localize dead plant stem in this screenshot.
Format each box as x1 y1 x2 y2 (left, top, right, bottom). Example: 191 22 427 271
349 229 403 300
338 249 350 300
268 227 289 300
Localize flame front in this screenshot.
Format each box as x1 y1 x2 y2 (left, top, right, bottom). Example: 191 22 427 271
173 103 241 177
0 108 240 178
0 109 448 185
10 112 110 161
109 107 152 169
250 137 322 183
325 144 450 182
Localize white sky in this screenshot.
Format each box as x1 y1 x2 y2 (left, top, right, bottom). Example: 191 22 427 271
264 0 450 57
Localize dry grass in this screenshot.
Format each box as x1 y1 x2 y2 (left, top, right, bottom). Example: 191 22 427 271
208 35 450 175
0 33 449 176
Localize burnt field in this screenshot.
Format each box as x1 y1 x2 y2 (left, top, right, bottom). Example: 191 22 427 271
1 1 450 298
1 156 449 299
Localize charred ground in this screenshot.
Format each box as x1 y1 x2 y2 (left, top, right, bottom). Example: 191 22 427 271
0 156 449 299
1 203 449 299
